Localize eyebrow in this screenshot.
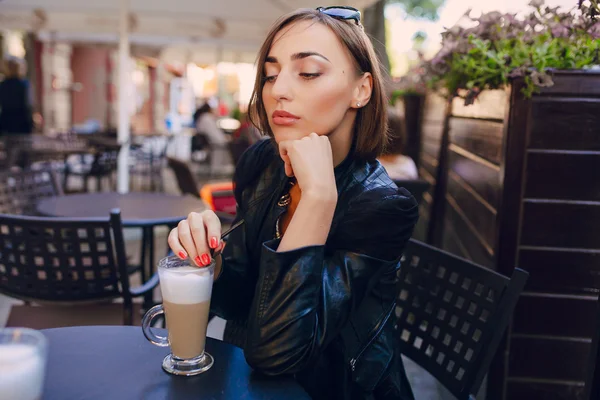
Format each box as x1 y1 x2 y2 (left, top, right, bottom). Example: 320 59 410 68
265 52 331 64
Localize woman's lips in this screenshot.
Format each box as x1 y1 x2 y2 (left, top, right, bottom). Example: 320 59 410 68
273 116 299 126
272 110 300 126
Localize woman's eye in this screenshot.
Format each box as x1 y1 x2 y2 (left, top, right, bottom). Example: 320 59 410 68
263 75 277 83
299 73 322 80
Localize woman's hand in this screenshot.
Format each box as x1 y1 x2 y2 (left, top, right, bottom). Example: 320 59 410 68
278 132 337 200
168 210 225 268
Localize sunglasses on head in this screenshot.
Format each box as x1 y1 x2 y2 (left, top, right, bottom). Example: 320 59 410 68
316 6 361 25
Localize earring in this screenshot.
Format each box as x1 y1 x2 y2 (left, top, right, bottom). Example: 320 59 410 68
356 102 361 107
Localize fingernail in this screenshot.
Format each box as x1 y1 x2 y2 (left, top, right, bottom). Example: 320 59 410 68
178 251 187 259
210 237 218 249
201 253 211 266
194 256 203 267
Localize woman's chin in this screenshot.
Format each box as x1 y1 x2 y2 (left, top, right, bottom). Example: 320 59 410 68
272 127 311 143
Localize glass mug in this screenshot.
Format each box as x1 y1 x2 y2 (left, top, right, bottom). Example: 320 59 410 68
142 255 215 376
0 328 48 400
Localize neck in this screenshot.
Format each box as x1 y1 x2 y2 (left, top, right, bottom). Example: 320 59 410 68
379 154 398 162
328 109 356 167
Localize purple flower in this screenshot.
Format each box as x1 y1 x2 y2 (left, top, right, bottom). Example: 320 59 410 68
464 88 481 105
503 13 519 25
508 67 526 78
590 22 600 39
479 11 502 25
446 25 463 37
531 70 554 87
529 0 545 8
550 23 570 37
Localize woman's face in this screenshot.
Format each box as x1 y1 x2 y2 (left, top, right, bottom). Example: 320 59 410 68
262 20 367 144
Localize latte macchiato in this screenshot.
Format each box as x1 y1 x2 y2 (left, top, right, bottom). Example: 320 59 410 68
142 256 216 375
158 265 213 360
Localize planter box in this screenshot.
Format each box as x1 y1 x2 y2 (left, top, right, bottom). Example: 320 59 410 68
422 71 600 400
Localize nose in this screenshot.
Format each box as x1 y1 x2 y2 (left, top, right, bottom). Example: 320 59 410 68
270 71 292 102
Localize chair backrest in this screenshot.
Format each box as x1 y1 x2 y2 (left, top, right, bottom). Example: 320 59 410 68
395 239 528 400
0 210 131 305
167 157 200 198
0 168 63 215
393 179 431 205
199 181 236 216
89 145 119 175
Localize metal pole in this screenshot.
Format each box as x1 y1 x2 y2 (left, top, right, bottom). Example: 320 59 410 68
117 0 131 193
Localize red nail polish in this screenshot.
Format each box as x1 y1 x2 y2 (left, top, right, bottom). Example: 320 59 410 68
178 251 187 259
194 256 202 266
210 237 218 249
201 253 211 266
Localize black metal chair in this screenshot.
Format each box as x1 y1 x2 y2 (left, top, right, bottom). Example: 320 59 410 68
64 144 119 193
395 239 528 400
167 157 235 224
393 179 431 205
167 157 201 198
0 210 158 328
129 135 171 192
0 167 63 215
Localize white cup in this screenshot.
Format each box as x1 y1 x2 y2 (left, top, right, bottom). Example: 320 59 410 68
0 328 48 400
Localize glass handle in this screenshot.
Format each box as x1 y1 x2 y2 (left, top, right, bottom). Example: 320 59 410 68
142 304 169 347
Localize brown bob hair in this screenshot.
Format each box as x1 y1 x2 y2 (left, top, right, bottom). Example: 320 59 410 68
248 8 389 161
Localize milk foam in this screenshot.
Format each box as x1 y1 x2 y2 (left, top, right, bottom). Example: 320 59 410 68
159 266 213 304
0 344 45 400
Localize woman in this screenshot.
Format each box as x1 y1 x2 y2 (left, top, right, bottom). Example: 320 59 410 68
0 57 33 134
169 7 418 400
193 102 232 174
378 107 418 180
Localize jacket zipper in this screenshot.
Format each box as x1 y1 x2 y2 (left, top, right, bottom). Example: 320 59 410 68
350 302 396 372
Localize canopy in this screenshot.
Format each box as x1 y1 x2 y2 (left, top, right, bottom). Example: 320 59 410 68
0 0 377 50
1 0 379 192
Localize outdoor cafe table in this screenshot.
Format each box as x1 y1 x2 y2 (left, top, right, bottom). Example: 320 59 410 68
41 326 311 400
36 192 206 306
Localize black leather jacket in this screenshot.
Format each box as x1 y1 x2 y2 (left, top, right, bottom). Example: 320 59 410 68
211 139 418 400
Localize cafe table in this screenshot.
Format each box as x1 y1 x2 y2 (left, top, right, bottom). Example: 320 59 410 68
37 192 206 307
41 326 311 400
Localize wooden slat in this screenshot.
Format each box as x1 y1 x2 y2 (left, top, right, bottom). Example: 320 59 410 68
412 205 430 242
448 149 501 209
449 118 504 165
520 202 600 249
509 337 590 381
518 248 600 295
422 121 445 140
420 154 438 182
451 89 508 120
525 153 600 201
529 98 600 151
422 93 447 123
506 381 586 400
422 137 441 155
512 295 597 337
538 71 600 96
443 199 494 267
441 215 471 260
447 173 497 249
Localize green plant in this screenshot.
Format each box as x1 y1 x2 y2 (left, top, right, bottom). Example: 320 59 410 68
428 0 600 103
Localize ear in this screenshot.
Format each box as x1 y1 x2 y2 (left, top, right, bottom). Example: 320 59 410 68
351 72 373 109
